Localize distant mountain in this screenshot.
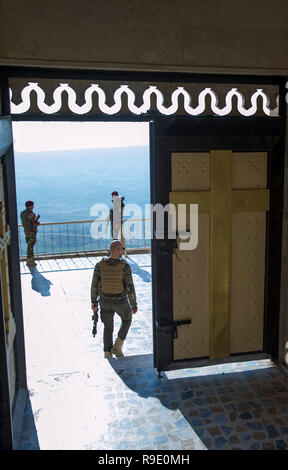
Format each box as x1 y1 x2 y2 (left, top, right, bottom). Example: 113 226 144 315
15 146 150 223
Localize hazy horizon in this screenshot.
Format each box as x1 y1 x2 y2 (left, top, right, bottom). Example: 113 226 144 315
15 145 150 223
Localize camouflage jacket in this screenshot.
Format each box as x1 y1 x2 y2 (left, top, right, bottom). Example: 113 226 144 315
20 209 40 234
91 257 137 309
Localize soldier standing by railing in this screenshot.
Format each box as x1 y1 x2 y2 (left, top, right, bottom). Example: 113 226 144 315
20 200 40 266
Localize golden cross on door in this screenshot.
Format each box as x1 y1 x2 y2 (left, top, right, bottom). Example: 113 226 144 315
170 150 270 359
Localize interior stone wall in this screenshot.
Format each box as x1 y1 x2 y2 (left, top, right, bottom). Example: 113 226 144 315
0 0 288 74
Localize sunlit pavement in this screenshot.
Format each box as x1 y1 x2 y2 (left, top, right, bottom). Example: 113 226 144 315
19 254 288 450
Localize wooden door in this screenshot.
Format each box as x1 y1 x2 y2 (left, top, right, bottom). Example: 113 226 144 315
151 116 284 373
170 150 268 360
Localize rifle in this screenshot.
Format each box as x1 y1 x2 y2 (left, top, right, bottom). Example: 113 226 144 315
92 312 99 337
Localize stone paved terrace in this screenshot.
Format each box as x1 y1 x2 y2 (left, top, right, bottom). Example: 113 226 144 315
18 254 288 450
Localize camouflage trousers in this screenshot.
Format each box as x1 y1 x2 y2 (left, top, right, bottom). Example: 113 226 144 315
25 233 37 258
99 296 132 352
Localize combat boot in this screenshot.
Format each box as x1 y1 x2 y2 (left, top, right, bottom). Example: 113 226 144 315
104 351 113 358
111 337 124 357
26 258 37 266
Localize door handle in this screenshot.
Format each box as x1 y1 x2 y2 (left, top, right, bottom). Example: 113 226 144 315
156 319 191 338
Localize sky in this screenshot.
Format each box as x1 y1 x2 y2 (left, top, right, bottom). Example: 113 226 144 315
12 121 150 152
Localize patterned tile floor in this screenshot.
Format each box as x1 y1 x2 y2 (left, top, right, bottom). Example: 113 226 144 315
18 254 288 450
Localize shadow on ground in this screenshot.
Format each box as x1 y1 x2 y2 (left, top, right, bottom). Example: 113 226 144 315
28 267 53 296
126 256 151 283
108 354 288 450
17 396 40 450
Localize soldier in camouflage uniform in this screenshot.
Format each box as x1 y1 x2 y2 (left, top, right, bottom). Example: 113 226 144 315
91 240 138 358
20 200 40 266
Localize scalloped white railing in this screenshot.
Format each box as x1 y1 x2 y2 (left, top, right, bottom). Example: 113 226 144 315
9 82 279 116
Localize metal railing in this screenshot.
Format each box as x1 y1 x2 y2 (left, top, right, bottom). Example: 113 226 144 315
18 218 151 260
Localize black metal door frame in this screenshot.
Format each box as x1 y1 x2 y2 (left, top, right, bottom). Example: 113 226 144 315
0 69 28 449
1 65 286 379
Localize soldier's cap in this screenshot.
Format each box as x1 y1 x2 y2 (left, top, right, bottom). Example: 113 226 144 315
25 200 34 207
111 191 119 196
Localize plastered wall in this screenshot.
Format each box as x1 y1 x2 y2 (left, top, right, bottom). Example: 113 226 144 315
0 0 288 74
